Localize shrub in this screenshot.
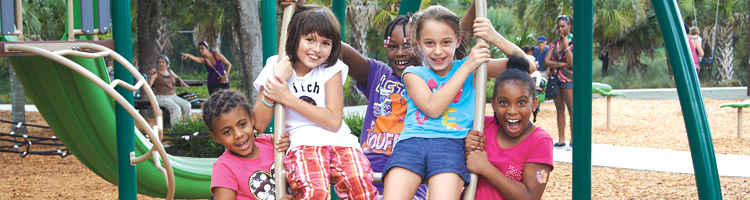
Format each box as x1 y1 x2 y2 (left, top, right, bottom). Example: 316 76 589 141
167 117 224 158
344 112 364 139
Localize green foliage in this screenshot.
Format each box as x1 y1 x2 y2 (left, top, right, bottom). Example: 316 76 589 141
593 48 675 89
171 69 243 99
167 116 225 158
344 78 367 106
344 112 364 139
485 78 496 102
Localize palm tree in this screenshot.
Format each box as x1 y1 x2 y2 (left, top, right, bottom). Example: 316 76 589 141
594 0 661 75
701 0 744 83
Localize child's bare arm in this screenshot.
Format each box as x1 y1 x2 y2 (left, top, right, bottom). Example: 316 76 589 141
264 72 345 132
404 44 488 118
341 42 371 86
466 152 552 199
473 17 535 77
253 87 275 133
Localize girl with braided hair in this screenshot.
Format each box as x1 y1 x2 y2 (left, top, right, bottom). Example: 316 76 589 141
203 89 292 200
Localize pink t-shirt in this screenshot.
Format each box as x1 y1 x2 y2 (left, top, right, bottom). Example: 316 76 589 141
475 116 554 200
211 134 278 200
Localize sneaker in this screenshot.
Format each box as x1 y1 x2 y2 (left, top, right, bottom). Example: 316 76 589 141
553 142 566 148
567 143 573 149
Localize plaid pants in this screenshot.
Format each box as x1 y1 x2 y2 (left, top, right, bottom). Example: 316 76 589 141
284 145 378 200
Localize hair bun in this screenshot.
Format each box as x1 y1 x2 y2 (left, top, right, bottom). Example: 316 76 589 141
506 54 531 74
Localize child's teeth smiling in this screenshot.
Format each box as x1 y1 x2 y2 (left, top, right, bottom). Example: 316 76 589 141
507 119 519 123
309 54 320 60
396 61 408 65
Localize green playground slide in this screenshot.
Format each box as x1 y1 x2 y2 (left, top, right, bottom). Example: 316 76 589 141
7 53 214 198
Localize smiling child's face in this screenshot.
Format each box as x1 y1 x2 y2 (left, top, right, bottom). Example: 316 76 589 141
417 20 459 76
294 32 333 70
492 81 537 137
210 107 258 159
386 24 421 78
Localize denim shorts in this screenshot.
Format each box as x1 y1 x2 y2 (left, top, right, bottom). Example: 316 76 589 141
559 81 573 89
383 137 470 185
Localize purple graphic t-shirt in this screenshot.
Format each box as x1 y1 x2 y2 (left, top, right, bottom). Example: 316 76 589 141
355 58 427 199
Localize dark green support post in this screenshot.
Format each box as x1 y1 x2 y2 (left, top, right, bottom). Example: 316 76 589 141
572 0 592 199
261 0 277 66
261 0 277 133
112 0 136 199
332 0 345 40
652 0 722 199
399 0 421 15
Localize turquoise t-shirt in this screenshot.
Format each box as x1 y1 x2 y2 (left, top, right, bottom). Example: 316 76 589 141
399 57 475 142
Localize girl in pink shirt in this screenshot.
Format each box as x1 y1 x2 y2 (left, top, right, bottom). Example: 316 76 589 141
465 55 554 199
203 89 292 200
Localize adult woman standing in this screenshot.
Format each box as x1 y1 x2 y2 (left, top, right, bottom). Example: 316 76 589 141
149 55 192 123
544 15 574 148
181 41 232 94
687 26 704 72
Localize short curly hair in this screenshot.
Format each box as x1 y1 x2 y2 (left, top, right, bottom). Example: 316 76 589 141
202 89 253 133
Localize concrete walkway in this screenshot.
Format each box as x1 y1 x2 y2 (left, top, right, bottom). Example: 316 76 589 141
552 144 750 177
3 87 749 177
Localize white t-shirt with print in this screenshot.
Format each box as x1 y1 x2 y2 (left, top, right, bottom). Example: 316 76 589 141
254 55 359 149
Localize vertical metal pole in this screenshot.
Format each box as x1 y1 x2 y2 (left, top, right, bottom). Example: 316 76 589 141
332 0 345 40
274 4 295 200
463 1 486 200
606 96 611 129
652 0 722 199
112 0 136 199
261 0 277 133
14 0 21 41
67 0 74 41
738 108 743 138
261 0 277 67
572 0 593 199
398 0 421 15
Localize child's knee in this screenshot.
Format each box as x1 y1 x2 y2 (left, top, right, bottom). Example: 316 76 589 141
289 182 330 200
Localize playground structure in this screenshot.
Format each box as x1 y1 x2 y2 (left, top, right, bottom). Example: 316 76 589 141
0 0 724 200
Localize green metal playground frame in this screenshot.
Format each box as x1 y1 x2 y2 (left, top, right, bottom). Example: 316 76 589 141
0 0 722 199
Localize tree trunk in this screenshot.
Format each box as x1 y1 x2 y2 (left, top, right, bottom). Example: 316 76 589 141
746 6 749 96
713 22 734 83
233 0 263 104
136 0 162 73
344 0 375 106
346 0 376 55
193 25 220 52
599 53 609 76
10 67 27 133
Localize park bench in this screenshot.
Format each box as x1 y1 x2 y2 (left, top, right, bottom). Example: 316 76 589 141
592 82 626 129
720 100 749 138
135 79 206 126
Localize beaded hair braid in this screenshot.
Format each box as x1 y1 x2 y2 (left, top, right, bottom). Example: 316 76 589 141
383 13 412 48
202 89 253 132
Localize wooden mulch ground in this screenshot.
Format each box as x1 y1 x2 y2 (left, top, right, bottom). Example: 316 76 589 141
1 98 749 199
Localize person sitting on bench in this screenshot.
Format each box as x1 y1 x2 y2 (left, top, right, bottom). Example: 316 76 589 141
149 55 191 123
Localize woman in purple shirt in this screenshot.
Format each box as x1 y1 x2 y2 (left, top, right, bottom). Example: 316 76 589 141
181 41 233 94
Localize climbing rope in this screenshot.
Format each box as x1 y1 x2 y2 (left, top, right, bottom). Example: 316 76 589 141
0 124 70 158
0 119 52 129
